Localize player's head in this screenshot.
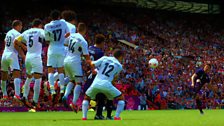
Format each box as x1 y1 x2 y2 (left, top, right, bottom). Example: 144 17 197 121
94 34 105 48
113 49 124 62
61 10 77 25
204 64 211 73
12 20 22 32
77 22 87 35
50 10 61 20
32 18 43 28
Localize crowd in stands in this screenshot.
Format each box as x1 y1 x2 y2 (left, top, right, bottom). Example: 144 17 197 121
0 4 224 110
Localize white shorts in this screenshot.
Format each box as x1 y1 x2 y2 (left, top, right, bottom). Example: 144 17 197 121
1 53 20 71
64 61 83 83
47 54 64 68
86 79 122 100
25 57 43 75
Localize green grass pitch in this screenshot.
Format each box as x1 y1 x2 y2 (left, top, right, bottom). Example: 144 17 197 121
0 110 223 126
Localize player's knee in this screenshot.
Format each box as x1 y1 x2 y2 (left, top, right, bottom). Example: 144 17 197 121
116 94 124 101
76 82 82 85
48 67 54 73
106 100 113 109
1 71 8 80
70 80 75 84
117 100 125 106
82 100 89 106
27 74 33 79
34 79 41 89
12 70 20 78
57 67 64 73
64 77 70 84
84 95 91 101
33 73 42 79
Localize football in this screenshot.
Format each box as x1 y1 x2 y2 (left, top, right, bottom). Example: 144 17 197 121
148 58 159 68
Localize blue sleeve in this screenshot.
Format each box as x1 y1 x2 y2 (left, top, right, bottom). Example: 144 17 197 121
98 51 104 58
196 68 203 76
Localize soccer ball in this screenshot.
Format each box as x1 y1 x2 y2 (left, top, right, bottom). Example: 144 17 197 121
28 109 36 112
148 58 159 68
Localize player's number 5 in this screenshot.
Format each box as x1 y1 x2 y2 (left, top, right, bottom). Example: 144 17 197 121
28 36 34 47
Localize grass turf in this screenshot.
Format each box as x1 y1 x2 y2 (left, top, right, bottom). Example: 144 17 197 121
0 110 223 126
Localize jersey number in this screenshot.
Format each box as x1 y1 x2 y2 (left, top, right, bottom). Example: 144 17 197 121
52 29 62 41
68 39 77 53
28 36 34 47
102 63 114 77
6 36 12 47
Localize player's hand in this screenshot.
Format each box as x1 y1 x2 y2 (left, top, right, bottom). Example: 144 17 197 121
92 69 97 75
22 55 26 62
64 32 70 38
86 60 92 65
191 83 194 87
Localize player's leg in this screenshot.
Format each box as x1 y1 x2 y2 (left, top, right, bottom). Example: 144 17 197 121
195 93 204 114
12 69 21 99
106 99 113 119
1 56 9 98
23 74 32 99
106 85 125 120
72 79 82 104
62 80 74 108
1 71 8 98
57 55 65 94
23 60 33 100
71 63 83 108
48 66 55 93
57 67 65 94
53 72 59 81
62 62 74 107
114 95 125 120
11 55 21 99
94 93 106 120
32 73 42 107
194 85 204 114
31 58 43 107
83 85 98 120
63 81 74 98
82 95 91 120
70 79 82 112
47 55 56 94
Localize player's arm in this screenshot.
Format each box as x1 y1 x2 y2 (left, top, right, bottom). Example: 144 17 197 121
39 30 46 44
44 25 53 44
44 31 51 44
112 75 119 86
191 73 197 87
64 32 70 38
112 67 122 85
84 54 97 74
64 37 70 46
14 35 26 61
64 21 70 38
82 41 91 65
89 56 106 74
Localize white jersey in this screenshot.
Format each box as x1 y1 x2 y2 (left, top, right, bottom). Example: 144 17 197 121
64 33 89 63
3 29 21 55
93 56 123 82
64 20 76 56
44 19 69 55
66 21 76 34
18 28 45 57
60 19 76 34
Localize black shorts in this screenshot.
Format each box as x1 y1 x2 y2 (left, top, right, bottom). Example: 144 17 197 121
83 74 96 93
193 82 204 98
